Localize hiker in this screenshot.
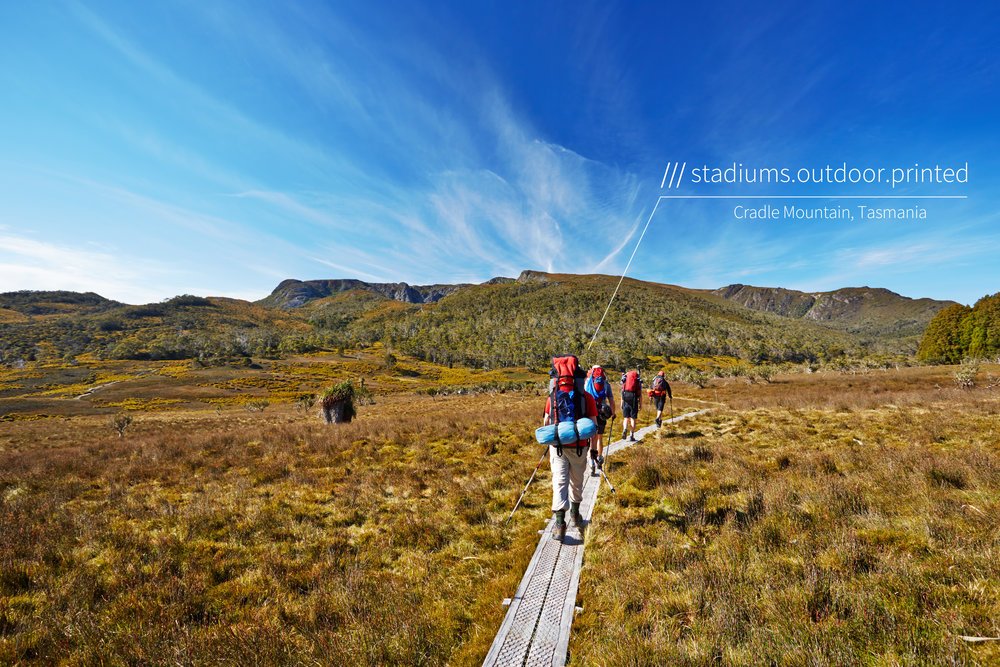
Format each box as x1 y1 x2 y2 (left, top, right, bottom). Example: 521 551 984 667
620 368 642 441
543 355 599 541
584 365 615 476
648 370 673 428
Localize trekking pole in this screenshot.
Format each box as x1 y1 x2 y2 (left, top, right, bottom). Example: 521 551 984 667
669 396 674 421
599 463 618 494
600 416 617 494
504 447 549 526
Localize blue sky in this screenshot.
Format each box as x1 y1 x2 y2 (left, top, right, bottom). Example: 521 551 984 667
0 1 997 304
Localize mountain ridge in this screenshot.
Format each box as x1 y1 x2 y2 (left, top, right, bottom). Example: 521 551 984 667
711 283 956 339
0 272 966 366
257 278 474 309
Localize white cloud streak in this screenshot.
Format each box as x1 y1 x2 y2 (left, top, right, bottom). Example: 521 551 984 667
39 3 652 296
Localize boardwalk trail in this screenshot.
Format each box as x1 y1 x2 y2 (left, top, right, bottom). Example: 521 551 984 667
483 409 711 666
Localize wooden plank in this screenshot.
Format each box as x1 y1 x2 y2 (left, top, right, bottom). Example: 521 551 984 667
484 409 712 666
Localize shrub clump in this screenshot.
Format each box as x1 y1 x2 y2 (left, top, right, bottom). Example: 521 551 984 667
110 412 133 437
319 381 372 423
953 357 980 389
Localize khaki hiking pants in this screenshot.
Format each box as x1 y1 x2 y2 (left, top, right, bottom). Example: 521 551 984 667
549 445 589 512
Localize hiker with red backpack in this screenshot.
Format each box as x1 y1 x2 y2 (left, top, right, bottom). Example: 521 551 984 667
620 369 642 441
648 370 673 428
542 355 599 542
584 365 615 476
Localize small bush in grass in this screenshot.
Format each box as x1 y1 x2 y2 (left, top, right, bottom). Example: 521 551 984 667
295 393 316 412
632 463 664 490
954 357 979 389
928 465 967 489
747 364 775 384
673 366 709 388
244 399 269 413
320 381 371 423
692 443 713 462
110 412 133 438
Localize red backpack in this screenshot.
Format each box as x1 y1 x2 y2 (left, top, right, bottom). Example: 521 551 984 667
549 355 588 456
551 355 584 390
623 370 640 393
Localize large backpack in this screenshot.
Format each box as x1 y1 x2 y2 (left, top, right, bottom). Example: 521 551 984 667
622 370 640 393
652 375 667 393
585 366 609 401
549 355 588 456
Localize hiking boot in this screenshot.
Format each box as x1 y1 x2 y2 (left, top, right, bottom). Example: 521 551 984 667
597 455 604 470
656 417 662 428
552 511 567 541
570 503 583 527
590 462 597 477
629 433 636 442
622 429 628 440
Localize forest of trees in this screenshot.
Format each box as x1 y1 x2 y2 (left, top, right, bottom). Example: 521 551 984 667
917 293 1000 363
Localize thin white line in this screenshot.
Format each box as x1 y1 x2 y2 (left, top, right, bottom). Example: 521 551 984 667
659 163 671 189
656 195 968 199
587 197 663 350
668 162 679 189
675 162 686 189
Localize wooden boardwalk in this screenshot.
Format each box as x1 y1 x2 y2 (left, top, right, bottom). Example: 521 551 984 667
483 409 711 667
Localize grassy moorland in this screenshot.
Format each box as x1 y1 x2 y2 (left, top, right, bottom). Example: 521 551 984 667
1 397 552 664
574 366 1000 666
0 356 998 665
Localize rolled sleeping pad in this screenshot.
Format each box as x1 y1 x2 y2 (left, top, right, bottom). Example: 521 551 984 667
575 417 597 440
535 424 557 445
535 418 598 445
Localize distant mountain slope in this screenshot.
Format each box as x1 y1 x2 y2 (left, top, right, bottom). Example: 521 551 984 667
0 290 121 316
338 271 863 368
0 273 953 367
0 293 311 363
712 284 955 340
258 278 470 309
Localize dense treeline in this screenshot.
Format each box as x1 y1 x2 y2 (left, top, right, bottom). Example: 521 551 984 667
917 293 1000 363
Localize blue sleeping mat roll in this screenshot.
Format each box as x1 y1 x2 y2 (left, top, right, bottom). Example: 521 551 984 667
535 418 597 445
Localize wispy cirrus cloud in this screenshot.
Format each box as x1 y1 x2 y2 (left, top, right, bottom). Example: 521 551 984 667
57 0 650 293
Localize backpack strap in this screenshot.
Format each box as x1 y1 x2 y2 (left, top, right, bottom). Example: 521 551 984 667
550 384 563 456
550 382 587 456
574 391 585 452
